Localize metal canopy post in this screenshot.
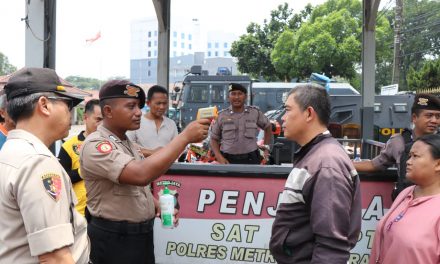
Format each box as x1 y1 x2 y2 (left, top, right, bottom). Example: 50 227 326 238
25 0 56 69
153 0 171 91
361 0 380 141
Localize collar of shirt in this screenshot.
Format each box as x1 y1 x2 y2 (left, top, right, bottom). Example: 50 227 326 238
7 129 54 157
98 125 123 143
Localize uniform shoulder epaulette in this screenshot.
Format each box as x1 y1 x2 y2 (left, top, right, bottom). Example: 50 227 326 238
247 105 260 110
218 108 229 114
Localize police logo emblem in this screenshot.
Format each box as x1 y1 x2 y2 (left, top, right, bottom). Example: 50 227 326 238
96 141 113 153
72 143 81 155
124 85 140 97
418 98 429 106
42 173 62 201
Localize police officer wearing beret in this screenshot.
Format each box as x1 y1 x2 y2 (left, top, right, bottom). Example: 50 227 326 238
0 67 90 263
210 83 272 164
80 79 210 264
354 93 440 199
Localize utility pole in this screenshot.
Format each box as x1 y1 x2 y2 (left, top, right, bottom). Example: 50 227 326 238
392 0 403 85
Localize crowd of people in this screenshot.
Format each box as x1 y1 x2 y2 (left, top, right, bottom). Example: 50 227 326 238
0 67 440 264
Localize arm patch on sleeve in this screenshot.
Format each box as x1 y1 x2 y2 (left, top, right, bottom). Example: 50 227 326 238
95 141 113 154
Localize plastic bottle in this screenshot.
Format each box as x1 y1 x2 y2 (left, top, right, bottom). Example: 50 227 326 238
354 154 362 162
159 185 174 229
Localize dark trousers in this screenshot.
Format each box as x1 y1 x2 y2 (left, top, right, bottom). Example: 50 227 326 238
88 216 155 264
222 150 261 164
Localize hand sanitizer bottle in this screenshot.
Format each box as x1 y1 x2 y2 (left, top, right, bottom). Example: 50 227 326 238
159 185 174 229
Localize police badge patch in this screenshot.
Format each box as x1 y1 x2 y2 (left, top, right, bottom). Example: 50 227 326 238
42 173 62 201
96 141 113 153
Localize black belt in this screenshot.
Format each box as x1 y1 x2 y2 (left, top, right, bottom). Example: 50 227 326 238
90 216 154 234
222 150 258 159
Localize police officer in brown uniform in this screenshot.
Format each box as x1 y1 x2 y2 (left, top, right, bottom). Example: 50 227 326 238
80 79 210 264
354 93 440 199
0 67 90 263
211 83 272 164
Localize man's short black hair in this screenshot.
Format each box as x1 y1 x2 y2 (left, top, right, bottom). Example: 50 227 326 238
147 85 168 101
85 99 100 114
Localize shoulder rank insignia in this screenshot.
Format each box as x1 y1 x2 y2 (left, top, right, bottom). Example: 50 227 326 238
96 140 113 154
124 85 140 97
42 173 62 201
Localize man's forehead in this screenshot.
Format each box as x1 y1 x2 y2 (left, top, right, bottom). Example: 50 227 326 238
420 109 440 114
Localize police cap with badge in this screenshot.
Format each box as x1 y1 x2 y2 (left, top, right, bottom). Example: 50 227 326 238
228 83 247 94
411 93 440 113
99 79 146 108
4 67 83 107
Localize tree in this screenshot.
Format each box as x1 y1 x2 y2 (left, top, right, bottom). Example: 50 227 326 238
399 0 440 90
230 3 312 81
271 29 296 81
0 52 17 76
65 76 102 90
406 58 440 90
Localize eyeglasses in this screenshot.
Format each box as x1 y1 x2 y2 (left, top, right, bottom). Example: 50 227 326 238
47 96 75 111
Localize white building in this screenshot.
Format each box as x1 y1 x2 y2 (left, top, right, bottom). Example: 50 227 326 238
130 17 238 84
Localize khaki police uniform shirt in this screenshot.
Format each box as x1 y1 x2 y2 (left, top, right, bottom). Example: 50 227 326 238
211 106 270 155
371 133 406 176
0 129 90 264
80 125 155 223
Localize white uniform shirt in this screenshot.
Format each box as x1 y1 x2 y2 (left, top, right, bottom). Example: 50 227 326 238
0 129 90 264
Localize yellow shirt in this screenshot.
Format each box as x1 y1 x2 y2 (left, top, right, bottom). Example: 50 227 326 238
58 131 87 216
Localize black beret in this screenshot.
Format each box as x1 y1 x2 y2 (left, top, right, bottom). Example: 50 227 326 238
228 83 247 94
4 67 83 107
412 93 440 112
99 80 146 108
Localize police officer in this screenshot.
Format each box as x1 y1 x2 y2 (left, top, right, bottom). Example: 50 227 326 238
80 79 210 264
210 83 272 164
0 67 90 263
354 93 440 199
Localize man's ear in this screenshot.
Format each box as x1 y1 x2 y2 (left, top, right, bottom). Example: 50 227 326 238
102 105 112 118
36 96 51 117
306 106 314 121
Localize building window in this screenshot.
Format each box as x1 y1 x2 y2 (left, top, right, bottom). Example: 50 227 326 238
207 51 211 57
173 41 177 47
148 70 151 76
215 51 218 57
188 34 192 40
148 31 151 38
173 51 177 57
154 31 158 36
148 41 151 47
154 50 157 57
154 40 157 46
181 43 185 48
224 42 228 48
224 51 229 57
148 60 151 67
208 42 212 49
148 51 151 57
181 33 185 39
181 52 184 56
215 42 219 48
173 31 177 37
189 44 192 50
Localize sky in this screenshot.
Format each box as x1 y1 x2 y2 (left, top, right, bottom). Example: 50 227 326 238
0 0 326 80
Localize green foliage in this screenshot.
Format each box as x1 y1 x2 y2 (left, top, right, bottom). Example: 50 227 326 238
407 58 440 90
65 75 102 90
230 3 312 81
271 30 295 81
0 52 17 75
399 0 440 90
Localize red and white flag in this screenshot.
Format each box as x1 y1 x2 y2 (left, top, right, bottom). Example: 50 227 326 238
85 31 101 44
